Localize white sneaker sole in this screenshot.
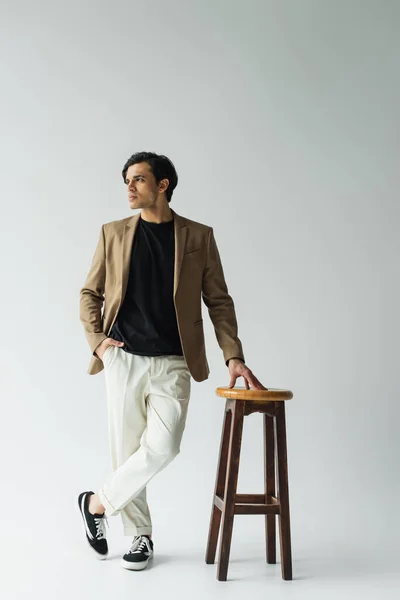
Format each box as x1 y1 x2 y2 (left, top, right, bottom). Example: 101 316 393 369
121 553 154 570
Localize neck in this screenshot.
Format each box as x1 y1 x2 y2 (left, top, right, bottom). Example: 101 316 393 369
140 206 173 224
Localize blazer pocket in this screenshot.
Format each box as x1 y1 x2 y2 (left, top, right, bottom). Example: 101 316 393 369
184 248 201 256
194 319 203 326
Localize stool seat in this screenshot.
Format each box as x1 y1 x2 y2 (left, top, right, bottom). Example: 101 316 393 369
216 386 293 402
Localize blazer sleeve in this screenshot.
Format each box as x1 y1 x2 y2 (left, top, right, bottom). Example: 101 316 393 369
79 225 108 357
201 226 245 366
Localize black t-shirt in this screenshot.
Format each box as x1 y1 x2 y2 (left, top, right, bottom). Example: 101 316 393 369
108 214 183 356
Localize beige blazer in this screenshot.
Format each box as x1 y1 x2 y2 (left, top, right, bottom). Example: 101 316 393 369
79 208 244 382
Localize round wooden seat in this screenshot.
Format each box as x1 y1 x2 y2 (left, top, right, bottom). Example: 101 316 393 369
216 386 293 401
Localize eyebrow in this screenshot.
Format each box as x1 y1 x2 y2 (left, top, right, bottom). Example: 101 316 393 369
126 175 146 180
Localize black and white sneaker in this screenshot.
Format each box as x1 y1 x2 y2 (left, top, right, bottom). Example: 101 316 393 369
121 535 154 570
78 490 109 559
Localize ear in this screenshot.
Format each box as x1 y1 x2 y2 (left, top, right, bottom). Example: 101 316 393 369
159 178 169 192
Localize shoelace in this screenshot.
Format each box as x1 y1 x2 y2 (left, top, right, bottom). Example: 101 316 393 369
128 535 150 554
94 514 109 539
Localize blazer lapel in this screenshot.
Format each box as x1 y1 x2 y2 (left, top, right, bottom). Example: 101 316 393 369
120 208 188 303
121 212 141 305
172 209 188 297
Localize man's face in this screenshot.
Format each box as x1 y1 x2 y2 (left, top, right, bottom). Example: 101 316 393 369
125 162 167 209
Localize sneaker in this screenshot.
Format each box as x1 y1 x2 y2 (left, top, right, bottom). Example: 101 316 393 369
78 490 109 559
121 535 154 570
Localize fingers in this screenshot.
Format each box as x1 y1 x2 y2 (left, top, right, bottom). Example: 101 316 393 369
246 371 266 390
229 372 267 391
248 368 264 388
254 375 268 389
228 375 237 388
252 376 264 389
229 367 267 391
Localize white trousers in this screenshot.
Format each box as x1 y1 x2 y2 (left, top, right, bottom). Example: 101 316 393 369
97 344 191 537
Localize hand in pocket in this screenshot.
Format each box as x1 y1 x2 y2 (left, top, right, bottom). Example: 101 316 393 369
95 338 124 362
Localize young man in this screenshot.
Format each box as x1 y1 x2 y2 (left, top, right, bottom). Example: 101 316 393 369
78 151 264 570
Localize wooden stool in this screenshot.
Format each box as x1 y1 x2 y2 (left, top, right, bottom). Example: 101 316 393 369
205 386 293 581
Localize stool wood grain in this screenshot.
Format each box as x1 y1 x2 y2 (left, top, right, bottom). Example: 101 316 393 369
205 386 293 581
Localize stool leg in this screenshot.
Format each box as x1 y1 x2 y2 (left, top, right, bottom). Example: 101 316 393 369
205 401 232 564
275 402 293 580
217 399 245 581
264 412 276 563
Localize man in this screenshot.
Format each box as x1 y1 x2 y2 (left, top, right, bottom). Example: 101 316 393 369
78 151 264 571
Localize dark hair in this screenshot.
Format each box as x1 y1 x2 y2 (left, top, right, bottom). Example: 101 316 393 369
121 151 178 203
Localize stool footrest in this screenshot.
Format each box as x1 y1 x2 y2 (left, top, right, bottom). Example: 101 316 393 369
214 494 280 515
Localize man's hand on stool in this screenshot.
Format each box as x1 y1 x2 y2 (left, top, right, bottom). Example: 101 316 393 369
227 358 267 390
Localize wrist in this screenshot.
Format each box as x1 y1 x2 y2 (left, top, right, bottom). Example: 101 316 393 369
227 357 244 366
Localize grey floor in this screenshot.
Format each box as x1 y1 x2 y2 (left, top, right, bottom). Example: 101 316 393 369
2 505 398 600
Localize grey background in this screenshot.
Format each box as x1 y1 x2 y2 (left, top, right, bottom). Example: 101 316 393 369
0 0 399 598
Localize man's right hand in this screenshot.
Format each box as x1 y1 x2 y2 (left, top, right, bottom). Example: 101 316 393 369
95 338 125 361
